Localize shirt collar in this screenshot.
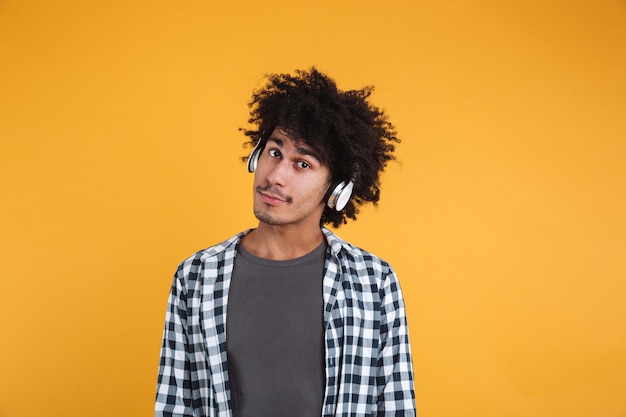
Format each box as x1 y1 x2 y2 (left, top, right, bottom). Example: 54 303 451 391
321 227 346 257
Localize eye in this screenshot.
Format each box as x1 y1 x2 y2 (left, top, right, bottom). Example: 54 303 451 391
268 149 281 158
297 161 310 169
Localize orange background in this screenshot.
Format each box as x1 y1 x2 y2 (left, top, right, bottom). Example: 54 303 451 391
1 1 625 416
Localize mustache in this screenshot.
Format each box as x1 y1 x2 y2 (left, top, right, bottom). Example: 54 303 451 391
256 185 293 203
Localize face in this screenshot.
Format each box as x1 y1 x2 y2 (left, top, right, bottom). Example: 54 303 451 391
252 127 331 228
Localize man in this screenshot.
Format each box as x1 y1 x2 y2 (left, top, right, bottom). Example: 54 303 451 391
156 68 416 416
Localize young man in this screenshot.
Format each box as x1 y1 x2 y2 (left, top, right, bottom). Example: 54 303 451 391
155 68 416 416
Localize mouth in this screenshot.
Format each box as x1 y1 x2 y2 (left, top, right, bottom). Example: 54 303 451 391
257 188 291 205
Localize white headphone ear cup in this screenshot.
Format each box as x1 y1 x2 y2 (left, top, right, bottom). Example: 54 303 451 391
247 142 264 172
326 180 354 211
334 180 354 211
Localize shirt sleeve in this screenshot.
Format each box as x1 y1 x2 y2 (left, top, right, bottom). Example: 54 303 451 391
376 266 417 416
155 267 196 417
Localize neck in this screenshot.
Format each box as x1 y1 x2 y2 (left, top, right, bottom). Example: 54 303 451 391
241 223 325 260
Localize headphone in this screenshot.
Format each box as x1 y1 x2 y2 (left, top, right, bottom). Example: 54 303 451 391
247 137 354 212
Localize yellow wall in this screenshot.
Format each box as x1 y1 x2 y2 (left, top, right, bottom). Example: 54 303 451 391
1 1 625 416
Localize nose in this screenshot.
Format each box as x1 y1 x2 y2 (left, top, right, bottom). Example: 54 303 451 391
265 159 289 186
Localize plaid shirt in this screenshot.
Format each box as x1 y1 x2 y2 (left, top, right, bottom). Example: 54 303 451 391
156 228 416 417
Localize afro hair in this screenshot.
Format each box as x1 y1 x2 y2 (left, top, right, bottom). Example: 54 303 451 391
242 67 400 227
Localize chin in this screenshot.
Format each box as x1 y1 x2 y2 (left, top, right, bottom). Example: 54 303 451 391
254 210 288 226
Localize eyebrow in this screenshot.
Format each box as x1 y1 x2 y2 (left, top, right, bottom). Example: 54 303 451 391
267 137 322 162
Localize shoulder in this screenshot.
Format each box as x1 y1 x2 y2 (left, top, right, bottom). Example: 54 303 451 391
174 230 250 278
322 228 394 280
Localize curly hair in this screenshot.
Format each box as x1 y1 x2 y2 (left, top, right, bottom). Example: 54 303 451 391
241 67 400 227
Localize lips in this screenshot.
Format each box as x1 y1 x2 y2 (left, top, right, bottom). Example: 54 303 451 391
258 190 291 206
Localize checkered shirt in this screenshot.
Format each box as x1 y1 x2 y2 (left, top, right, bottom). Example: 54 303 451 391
156 228 416 416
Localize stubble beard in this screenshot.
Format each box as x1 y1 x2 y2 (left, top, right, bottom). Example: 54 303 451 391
253 208 290 226
253 185 294 226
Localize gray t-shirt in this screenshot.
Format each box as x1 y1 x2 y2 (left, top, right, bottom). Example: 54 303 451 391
226 242 326 417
